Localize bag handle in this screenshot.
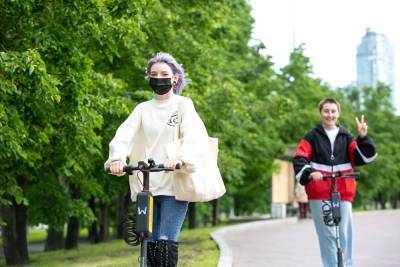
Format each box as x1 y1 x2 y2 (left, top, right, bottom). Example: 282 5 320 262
176 99 185 140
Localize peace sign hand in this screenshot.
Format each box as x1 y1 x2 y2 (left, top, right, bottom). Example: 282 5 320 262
356 115 368 138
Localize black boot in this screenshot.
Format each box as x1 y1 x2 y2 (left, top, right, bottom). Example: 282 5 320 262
147 241 156 267
155 240 179 267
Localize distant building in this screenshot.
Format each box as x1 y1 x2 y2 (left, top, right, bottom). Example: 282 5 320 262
356 28 395 106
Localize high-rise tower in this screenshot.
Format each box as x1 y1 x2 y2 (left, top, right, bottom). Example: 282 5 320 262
356 28 395 106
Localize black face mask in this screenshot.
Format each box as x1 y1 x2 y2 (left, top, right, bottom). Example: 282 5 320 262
149 77 173 95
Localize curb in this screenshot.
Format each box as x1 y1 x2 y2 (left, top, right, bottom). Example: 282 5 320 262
210 229 233 267
210 217 298 267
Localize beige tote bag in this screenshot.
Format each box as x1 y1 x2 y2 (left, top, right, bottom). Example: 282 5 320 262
166 99 226 202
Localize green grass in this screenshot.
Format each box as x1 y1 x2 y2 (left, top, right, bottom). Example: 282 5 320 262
0 227 219 267
0 228 46 246
27 229 48 244
0 228 92 246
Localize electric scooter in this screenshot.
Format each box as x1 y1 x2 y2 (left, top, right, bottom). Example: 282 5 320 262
320 170 360 267
107 158 180 267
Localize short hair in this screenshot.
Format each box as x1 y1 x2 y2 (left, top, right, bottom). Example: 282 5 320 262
318 98 341 112
146 52 187 95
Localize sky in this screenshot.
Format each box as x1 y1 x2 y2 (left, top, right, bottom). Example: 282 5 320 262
249 0 400 110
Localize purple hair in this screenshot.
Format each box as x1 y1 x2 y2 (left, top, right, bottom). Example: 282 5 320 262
146 52 187 95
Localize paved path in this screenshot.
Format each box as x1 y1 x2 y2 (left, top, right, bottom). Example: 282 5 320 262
211 209 400 267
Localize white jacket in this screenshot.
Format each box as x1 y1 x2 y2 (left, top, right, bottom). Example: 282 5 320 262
104 94 210 201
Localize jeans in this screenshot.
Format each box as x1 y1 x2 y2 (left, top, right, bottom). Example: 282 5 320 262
149 195 188 242
310 200 353 267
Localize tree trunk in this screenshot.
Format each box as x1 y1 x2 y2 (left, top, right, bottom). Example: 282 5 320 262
115 193 124 238
188 202 197 229
212 199 220 226
65 216 80 249
14 176 29 263
212 199 220 225
391 190 398 209
379 193 387 209
65 184 80 249
14 202 28 262
115 192 130 238
45 227 64 251
99 203 109 241
1 204 22 265
88 197 99 243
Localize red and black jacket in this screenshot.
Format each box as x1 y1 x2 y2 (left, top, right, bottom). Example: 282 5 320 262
293 124 377 202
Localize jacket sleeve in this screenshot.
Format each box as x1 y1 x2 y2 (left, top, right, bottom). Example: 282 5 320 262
348 135 377 167
104 104 142 169
293 134 315 185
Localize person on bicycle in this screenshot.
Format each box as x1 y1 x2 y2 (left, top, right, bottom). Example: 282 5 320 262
105 52 208 266
293 98 377 267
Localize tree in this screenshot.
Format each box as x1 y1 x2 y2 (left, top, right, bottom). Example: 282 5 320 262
1 0 131 258
349 84 400 209
0 49 60 264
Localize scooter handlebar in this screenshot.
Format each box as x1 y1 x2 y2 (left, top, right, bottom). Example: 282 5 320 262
157 163 181 170
307 172 361 181
105 162 181 174
321 172 360 180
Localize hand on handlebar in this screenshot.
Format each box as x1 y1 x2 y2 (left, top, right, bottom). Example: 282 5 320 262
310 171 323 180
109 160 124 176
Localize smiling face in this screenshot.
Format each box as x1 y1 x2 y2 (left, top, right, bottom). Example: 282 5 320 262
320 102 340 129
